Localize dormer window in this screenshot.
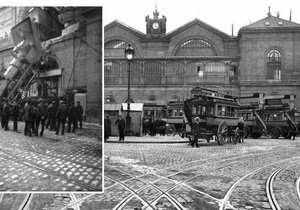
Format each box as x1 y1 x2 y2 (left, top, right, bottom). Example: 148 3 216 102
278 21 283 25
265 21 270 26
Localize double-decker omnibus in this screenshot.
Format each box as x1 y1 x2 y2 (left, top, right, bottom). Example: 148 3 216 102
238 93 298 139
183 87 240 145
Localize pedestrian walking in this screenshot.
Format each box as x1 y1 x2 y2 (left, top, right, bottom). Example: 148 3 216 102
36 98 48 136
23 98 33 137
115 114 125 141
56 100 67 135
67 102 76 133
75 101 83 129
287 119 297 140
12 101 20 131
237 116 245 143
191 117 201 147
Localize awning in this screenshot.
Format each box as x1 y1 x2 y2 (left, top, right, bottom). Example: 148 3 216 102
122 103 143 111
104 103 121 111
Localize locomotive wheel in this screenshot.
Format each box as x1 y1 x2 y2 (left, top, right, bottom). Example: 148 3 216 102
270 127 280 139
217 121 228 146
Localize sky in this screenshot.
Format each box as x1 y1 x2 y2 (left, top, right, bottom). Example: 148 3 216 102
102 0 300 36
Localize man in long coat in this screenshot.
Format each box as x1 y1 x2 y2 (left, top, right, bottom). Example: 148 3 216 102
115 114 126 141
192 117 201 147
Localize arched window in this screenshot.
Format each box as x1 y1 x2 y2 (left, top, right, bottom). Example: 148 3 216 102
176 38 217 56
105 40 128 57
267 49 281 80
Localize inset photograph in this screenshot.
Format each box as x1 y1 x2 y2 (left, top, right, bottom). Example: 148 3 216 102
0 7 102 192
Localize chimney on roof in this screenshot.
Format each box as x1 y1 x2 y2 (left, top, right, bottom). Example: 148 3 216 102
290 10 292 21
277 12 280 18
267 6 271 17
231 24 234 36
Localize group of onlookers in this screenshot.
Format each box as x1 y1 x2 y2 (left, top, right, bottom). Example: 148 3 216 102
0 97 84 137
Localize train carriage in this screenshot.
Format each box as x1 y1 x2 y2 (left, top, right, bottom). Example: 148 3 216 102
183 87 241 145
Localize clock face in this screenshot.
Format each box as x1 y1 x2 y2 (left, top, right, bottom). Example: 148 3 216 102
152 22 159 30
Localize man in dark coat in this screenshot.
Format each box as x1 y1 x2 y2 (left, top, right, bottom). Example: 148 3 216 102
23 98 33 136
67 102 76 133
56 100 67 135
48 101 56 131
106 115 111 138
12 101 20 131
0 98 5 129
2 99 10 131
31 104 38 136
192 117 201 147
36 98 48 136
115 114 126 141
75 101 83 129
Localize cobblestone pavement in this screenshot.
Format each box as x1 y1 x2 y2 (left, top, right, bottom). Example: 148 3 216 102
102 136 300 209
0 121 102 192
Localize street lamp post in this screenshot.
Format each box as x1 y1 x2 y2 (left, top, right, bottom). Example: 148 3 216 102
124 44 135 135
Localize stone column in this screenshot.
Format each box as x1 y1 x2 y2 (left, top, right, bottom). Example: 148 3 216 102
83 8 102 124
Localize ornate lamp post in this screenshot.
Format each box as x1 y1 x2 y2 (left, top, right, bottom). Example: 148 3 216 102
124 44 135 135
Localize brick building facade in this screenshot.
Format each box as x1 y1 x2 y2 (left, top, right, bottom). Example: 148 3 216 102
105 8 300 119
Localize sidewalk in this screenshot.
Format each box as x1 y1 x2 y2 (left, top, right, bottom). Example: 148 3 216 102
105 134 189 144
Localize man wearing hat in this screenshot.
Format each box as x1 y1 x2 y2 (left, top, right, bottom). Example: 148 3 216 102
23 98 33 136
192 116 201 147
36 98 48 136
12 101 20 131
56 100 67 135
115 114 126 141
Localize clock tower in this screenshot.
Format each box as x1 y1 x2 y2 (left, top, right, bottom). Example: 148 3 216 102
145 6 167 38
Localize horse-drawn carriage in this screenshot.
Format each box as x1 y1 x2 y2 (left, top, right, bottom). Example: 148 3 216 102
183 87 242 145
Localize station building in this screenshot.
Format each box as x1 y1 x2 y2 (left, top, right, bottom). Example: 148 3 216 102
105 7 300 120
0 7 102 123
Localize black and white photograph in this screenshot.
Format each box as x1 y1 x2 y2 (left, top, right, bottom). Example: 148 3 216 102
0 5 102 197
104 0 300 209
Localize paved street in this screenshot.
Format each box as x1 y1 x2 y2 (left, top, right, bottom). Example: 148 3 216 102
103 135 300 210
0 121 102 192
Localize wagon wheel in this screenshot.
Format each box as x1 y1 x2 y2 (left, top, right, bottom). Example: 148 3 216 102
217 121 228 146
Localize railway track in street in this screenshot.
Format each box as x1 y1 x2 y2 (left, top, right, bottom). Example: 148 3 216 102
0 193 97 210
18 193 32 210
219 157 300 210
107 148 290 209
266 168 283 210
105 146 300 209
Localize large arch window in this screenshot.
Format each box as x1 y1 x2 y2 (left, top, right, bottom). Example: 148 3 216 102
267 49 281 80
176 38 217 56
144 62 162 85
105 62 120 85
105 40 128 57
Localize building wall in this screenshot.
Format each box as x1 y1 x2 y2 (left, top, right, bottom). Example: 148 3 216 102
105 21 240 106
239 30 300 107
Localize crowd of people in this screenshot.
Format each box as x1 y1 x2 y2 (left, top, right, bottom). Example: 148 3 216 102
0 97 84 137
